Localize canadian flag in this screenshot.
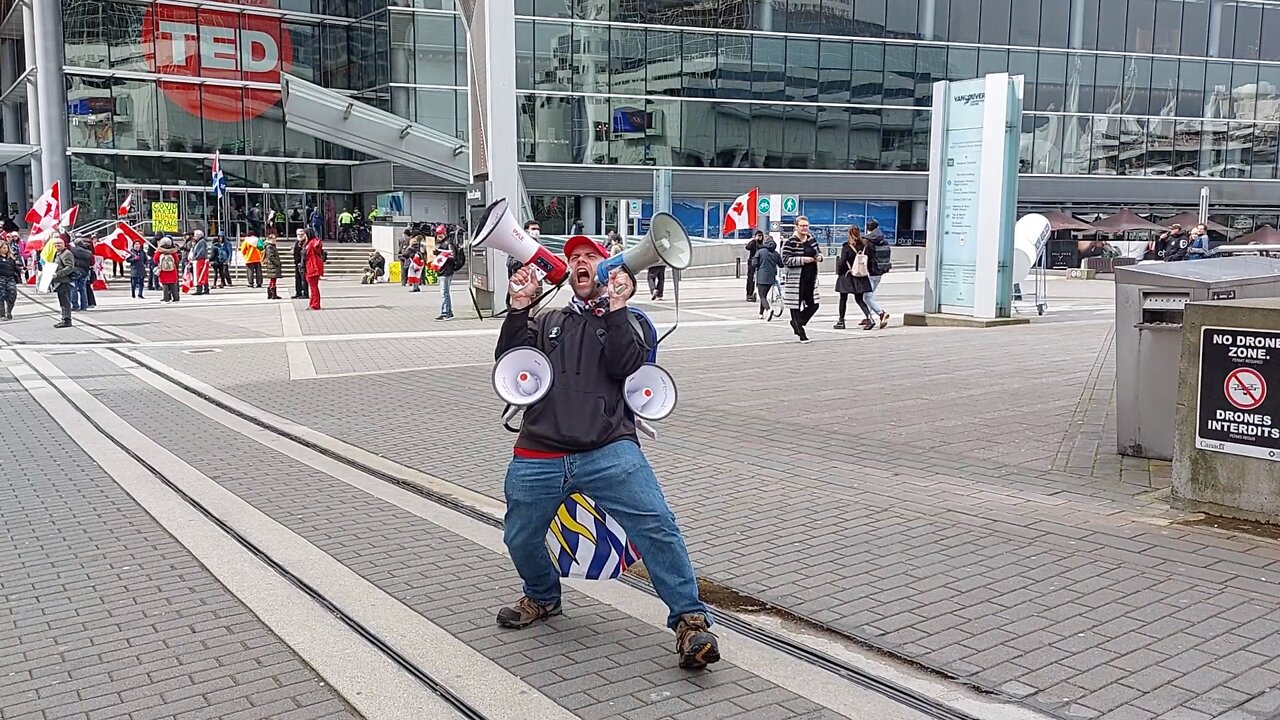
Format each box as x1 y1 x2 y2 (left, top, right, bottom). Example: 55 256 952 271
429 248 453 272
722 187 759 236
118 192 132 218
96 222 143 262
25 182 61 237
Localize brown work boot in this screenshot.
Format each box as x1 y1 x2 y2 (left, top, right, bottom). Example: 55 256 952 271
675 614 720 669
496 596 562 629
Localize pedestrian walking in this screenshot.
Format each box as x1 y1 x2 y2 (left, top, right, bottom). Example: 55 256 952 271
70 238 93 311
304 229 325 310
834 226 873 330
126 241 148 299
781 216 822 343
0 240 21 320
262 232 283 299
51 236 75 328
864 220 892 329
291 229 309 299
154 237 181 302
753 237 782 320
745 230 764 302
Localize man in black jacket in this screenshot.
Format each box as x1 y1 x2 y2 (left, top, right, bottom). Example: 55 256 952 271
493 235 720 670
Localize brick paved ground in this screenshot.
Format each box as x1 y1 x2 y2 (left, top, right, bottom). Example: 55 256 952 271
0 372 357 720
36 351 848 720
9 277 1280 720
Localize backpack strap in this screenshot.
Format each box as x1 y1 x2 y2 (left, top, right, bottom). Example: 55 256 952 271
627 307 659 363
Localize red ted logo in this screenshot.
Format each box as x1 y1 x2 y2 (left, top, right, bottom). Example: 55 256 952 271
142 2 293 122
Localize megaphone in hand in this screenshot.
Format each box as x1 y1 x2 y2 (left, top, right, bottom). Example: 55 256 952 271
493 347 554 423
596 212 693 285
473 198 568 285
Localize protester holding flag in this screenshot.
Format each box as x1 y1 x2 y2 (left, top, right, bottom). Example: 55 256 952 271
0 240 21 320
126 240 148 299
50 236 75 328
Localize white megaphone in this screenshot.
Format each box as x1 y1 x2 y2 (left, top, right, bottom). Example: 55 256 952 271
472 198 568 286
596 212 693 285
1013 214 1052 285
624 364 677 422
493 347 554 423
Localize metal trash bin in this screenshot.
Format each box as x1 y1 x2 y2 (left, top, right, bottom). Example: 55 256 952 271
1115 256 1280 460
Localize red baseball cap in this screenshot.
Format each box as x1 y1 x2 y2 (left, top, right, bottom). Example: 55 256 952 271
562 235 610 259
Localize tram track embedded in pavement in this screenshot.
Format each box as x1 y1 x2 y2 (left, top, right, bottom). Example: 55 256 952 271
15 290 999 720
7 346 493 720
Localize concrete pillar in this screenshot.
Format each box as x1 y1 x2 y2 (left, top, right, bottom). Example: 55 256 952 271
578 196 599 235
391 48 412 119
2 40 25 215
33 0 69 196
21 4 40 195
919 0 936 40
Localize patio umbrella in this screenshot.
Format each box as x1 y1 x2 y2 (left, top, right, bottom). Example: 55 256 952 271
1089 208 1167 234
1039 210 1095 232
1230 224 1280 245
1162 212 1234 235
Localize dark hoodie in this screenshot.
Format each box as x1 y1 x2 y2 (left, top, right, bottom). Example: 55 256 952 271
866 230 892 276
753 238 782 286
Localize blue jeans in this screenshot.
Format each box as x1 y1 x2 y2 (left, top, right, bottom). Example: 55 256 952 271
71 272 89 311
503 439 710 629
440 273 453 316
864 275 885 316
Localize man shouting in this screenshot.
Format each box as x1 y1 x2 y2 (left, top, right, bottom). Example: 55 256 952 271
493 235 720 670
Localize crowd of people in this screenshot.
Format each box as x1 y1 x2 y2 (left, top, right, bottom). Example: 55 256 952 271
4 226 328 329
743 217 894 342
390 223 465 321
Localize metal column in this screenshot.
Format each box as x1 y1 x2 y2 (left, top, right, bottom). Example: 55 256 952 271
458 0 520 314
32 0 68 195
1 40 24 212
21 3 40 194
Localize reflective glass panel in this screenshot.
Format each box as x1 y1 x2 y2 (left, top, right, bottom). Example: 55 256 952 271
815 105 849 169
787 38 819 103
948 0 980 43
1036 53 1067 112
286 22 320 83
880 109 913 171
979 0 1012 45
947 47 977 83
647 30 682 97
851 42 884 104
1263 6 1280 61
1180 0 1209 56
682 99 715 167
1118 118 1147 175
204 86 244 154
67 75 114 149
714 102 751 167
1230 63 1258 121
1172 119 1201 175
389 13 414 83
417 13 459 86
750 104 786 168
1234 3 1262 60
1097 0 1127 52
1061 115 1094 174
883 45 915 105
848 108 880 169
817 40 852 105
245 88 286 156
109 1 147 71
1127 0 1156 52
752 36 786 102
1094 55 1124 113
717 35 752 100
856 0 887 37
916 46 946 107
1178 59 1205 118
573 23 611 95
65 0 109 69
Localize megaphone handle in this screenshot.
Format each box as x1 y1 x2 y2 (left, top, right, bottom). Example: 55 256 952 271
636 418 658 440
502 404 522 433
657 269 681 345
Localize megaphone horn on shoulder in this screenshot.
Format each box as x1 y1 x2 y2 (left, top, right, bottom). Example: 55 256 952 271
624 363 677 422
472 198 568 285
596 212 693 285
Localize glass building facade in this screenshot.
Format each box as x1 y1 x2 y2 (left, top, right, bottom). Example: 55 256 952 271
25 0 1280 240
58 0 468 236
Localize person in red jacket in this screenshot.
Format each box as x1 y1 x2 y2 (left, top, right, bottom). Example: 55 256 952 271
153 237 181 302
304 229 325 310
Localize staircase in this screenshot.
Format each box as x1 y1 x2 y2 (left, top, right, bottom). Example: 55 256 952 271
321 243 375 278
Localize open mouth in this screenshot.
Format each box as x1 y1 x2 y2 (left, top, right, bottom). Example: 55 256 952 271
574 267 591 283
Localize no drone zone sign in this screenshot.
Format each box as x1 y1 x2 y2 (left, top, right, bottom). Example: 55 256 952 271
1196 327 1280 462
